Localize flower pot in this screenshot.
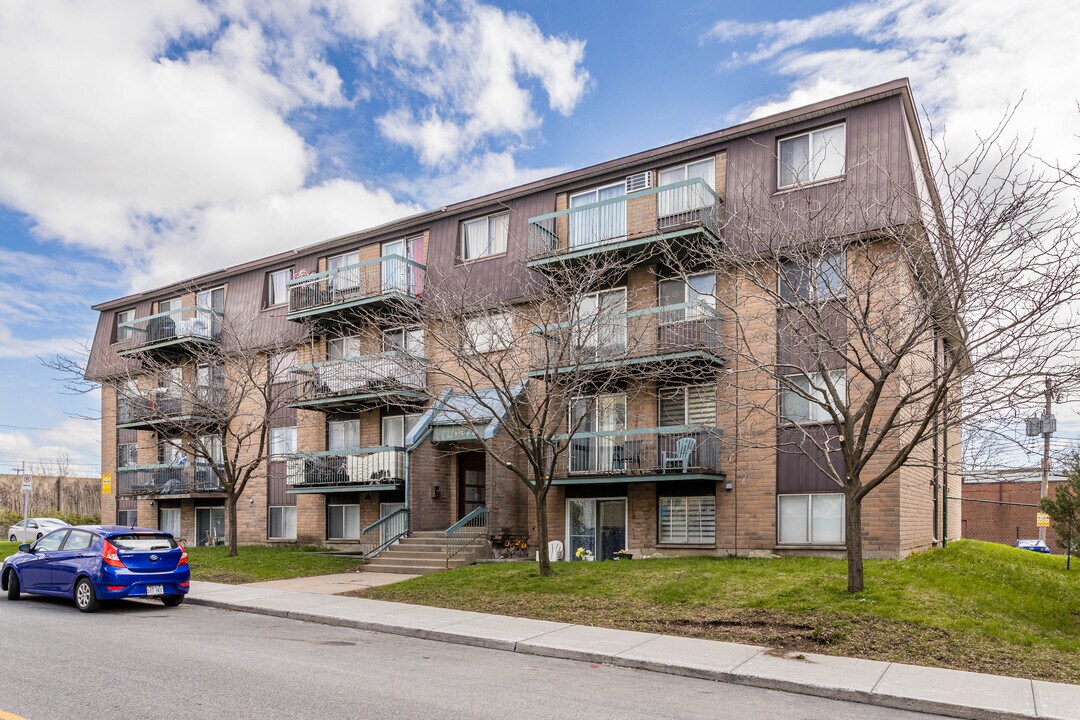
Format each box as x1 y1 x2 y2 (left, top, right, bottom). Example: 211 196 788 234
615 553 633 560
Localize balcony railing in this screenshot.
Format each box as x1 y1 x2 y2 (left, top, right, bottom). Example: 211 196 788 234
550 425 723 478
532 301 722 372
117 386 225 427
285 447 406 488
116 464 226 497
527 178 722 263
290 351 426 406
116 306 223 355
286 254 424 318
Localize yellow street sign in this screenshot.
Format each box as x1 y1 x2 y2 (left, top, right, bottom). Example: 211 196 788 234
102 473 112 494
1037 512 1050 528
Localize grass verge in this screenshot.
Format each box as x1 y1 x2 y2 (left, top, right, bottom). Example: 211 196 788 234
1 541 362 584
364 540 1080 684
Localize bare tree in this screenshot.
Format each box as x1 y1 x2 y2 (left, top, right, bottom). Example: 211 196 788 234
34 453 70 513
681 111 1080 592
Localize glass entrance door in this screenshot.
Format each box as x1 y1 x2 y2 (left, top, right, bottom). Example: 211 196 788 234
567 498 626 561
195 506 225 546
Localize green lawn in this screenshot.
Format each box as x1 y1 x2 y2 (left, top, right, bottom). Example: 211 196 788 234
0 541 362 585
364 541 1080 684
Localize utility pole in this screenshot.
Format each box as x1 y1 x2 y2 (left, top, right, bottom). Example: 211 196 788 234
1039 377 1054 544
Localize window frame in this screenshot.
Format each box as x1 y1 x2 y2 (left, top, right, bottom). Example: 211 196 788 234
776 492 846 545
269 426 298 458
327 335 362 361
267 268 294 308
460 211 510 261
114 308 135 343
327 503 361 540
382 326 424 357
328 418 361 452
159 507 182 539
196 285 226 313
117 441 138 469
657 383 718 427
117 509 137 527
778 249 846 304
776 122 847 190
658 495 717 545
269 506 298 540
465 312 513 354
780 370 846 425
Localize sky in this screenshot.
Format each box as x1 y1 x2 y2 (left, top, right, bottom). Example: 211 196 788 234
0 0 1078 477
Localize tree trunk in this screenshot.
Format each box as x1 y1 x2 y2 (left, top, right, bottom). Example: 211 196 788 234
226 493 239 557
845 491 865 593
533 487 552 577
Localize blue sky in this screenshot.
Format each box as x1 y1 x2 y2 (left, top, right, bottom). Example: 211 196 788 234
1 0 1078 475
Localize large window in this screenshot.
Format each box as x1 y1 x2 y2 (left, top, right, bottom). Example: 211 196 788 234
461 212 509 260
569 183 626 247
195 506 225 546
267 268 293 307
269 506 298 540
327 335 362 361
778 123 846 188
196 286 225 313
781 371 846 424
382 414 421 446
117 441 138 469
658 158 716 217
269 427 297 457
159 507 181 539
777 493 844 544
576 289 626 359
779 250 845 303
115 309 135 342
465 312 513 353
659 274 716 320
328 504 361 540
658 384 717 426
659 495 716 544
382 327 424 357
197 434 224 465
329 419 360 451
158 436 184 465
328 250 361 292
569 394 626 474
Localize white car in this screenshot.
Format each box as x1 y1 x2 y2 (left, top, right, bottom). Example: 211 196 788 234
6 518 69 543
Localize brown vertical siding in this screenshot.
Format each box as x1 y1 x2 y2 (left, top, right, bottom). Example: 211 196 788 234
776 425 846 494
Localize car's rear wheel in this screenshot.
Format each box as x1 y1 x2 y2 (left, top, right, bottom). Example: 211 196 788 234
74 578 99 613
162 594 185 607
5 571 20 601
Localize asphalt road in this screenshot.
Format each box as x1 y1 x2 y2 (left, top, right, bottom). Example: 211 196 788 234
0 595 951 720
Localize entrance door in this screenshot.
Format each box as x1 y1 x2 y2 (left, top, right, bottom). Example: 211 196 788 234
456 452 486 519
567 498 627 561
195 506 225 546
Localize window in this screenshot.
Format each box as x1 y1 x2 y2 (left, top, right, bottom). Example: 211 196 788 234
269 427 297 457
267 268 292 307
196 286 225 313
111 533 177 550
569 394 626 474
659 274 716 318
117 509 137 527
465 312 513 353
270 350 298 382
781 371 846 424
328 504 361 540
576 289 626 359
659 496 716 544
658 158 716 217
115 309 135 342
569 183 626 247
329 419 360 451
382 327 424 357
62 529 95 551
195 506 225 546
327 336 362 361
269 506 297 540
382 237 424 293
778 123 846 188
328 251 360 291
382 414 421 446
118 441 138 469
778 493 845 544
461 212 509 260
779 250 845 302
158 437 185 465
157 298 181 314
197 434 224 465
160 507 181 539
658 385 717 426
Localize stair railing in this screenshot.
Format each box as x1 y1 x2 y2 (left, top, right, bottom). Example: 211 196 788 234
359 508 410 558
445 506 490 567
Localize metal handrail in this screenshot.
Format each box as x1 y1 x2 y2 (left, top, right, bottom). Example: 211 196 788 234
551 426 724 477
116 306 224 349
116 464 226 497
445 506 490 566
358 508 410 557
286 254 424 315
284 447 406 487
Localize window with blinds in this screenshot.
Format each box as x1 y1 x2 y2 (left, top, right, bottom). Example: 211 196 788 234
659 384 717 426
659 495 716 543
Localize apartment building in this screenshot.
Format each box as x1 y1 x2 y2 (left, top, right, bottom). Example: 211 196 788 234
86 78 960 561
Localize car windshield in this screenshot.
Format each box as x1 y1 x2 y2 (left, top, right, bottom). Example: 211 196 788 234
109 533 177 551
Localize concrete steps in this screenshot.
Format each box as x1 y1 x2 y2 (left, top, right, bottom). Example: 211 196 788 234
361 530 489 575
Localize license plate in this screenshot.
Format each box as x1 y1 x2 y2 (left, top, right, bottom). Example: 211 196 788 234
145 584 164 597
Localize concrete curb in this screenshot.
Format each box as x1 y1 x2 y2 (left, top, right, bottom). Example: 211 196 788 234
186 591 1072 720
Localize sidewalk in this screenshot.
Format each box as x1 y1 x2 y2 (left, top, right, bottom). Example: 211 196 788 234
187 581 1080 720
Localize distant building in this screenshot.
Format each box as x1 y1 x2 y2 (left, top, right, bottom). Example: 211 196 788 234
962 469 1070 552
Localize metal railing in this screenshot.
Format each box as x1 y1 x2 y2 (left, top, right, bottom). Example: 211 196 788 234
116 464 226 497
549 425 723 477
358 508 410 557
290 351 426 403
445 506 490 566
117 386 225 425
285 447 406 487
533 301 722 369
286 254 424 316
117 306 223 352
527 178 722 261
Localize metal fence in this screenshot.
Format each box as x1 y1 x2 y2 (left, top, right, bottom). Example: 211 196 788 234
955 496 1065 553
285 448 405 488
291 351 426 403
286 254 423 315
552 426 723 478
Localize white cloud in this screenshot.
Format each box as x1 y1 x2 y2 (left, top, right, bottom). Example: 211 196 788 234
0 416 102 477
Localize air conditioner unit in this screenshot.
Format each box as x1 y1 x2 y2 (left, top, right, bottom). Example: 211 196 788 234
625 171 653 193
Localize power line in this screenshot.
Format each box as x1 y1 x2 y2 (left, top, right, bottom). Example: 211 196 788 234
0 422 99 433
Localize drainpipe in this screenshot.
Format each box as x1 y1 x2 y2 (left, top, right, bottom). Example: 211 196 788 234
404 425 433 512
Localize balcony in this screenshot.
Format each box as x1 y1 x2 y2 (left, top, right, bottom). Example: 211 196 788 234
285 447 405 493
285 254 424 322
289 351 427 410
550 425 724 484
116 387 225 431
527 178 722 269
116 306 222 357
530 301 724 378
116 464 226 498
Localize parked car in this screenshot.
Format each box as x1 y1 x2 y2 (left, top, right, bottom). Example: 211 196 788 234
7 517 68 542
1 525 189 612
1016 539 1051 554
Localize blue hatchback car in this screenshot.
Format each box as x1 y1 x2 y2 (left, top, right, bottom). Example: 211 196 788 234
1 525 189 612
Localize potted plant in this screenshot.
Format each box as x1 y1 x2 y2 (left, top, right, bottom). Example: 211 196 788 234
574 547 594 562
614 549 633 560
